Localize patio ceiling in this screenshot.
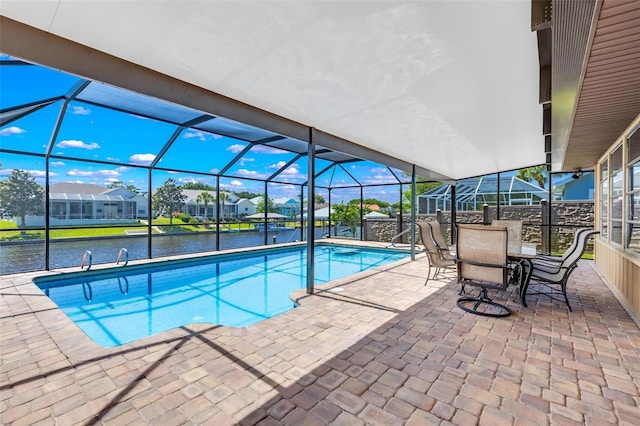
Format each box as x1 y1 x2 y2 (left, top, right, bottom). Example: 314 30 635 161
0 1 544 181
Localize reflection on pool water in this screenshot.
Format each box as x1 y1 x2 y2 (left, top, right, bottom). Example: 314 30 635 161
35 244 409 347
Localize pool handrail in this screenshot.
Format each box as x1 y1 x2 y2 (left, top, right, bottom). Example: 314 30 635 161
116 248 129 266
387 228 419 249
81 250 92 270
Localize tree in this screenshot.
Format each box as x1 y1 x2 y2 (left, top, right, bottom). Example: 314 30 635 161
152 178 186 224
396 173 444 211
315 194 326 205
331 202 360 236
517 166 548 189
363 198 390 208
219 192 231 220
183 182 216 191
0 169 44 227
256 197 278 214
234 191 260 199
196 191 215 218
107 180 141 194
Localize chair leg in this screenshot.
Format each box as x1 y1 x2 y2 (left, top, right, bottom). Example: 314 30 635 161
425 266 431 285
457 288 511 317
561 282 573 312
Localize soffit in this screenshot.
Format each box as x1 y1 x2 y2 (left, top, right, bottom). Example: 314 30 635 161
0 1 543 181
559 0 640 171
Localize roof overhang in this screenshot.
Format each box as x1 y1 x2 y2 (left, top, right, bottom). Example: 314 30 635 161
1 1 543 181
541 0 640 171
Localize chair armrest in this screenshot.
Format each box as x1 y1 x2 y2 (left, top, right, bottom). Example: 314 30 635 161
535 254 562 263
531 258 563 270
531 262 564 275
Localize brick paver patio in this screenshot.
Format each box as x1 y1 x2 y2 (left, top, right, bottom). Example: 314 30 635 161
2 246 639 425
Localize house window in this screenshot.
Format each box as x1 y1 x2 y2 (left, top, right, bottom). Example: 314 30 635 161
610 145 623 245
600 158 608 240
627 128 640 253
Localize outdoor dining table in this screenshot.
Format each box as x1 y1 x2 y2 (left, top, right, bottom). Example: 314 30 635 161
507 242 537 307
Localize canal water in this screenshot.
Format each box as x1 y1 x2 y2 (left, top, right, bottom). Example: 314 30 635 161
1 227 347 275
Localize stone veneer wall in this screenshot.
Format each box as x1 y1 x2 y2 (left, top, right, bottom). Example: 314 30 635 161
363 201 595 254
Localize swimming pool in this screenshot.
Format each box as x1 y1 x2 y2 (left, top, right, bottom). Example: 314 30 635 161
35 244 409 347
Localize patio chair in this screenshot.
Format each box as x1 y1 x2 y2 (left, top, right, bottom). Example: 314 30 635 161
456 224 519 317
526 229 599 311
417 223 456 285
491 220 523 254
532 227 591 267
426 220 455 260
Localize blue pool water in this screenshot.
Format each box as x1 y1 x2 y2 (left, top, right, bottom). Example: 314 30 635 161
35 244 409 347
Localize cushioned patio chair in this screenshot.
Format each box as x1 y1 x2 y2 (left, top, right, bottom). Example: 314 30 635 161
417 223 456 284
526 229 599 311
456 223 520 317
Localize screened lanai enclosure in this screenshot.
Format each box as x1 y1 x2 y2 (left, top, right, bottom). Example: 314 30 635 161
418 175 548 214
0 56 432 274
1 56 595 276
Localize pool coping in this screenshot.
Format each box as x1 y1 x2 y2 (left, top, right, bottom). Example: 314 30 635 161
8 239 418 363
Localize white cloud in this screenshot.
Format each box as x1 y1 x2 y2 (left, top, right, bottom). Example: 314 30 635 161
106 156 121 162
0 126 27 136
363 175 397 185
210 168 220 174
183 130 207 141
0 169 47 177
67 169 120 178
269 161 287 169
116 166 129 172
279 165 304 180
71 105 91 115
128 153 156 165
237 169 259 177
57 139 100 150
220 180 246 190
239 157 255 166
235 169 269 179
370 167 389 174
50 161 66 167
226 144 245 153
252 145 287 154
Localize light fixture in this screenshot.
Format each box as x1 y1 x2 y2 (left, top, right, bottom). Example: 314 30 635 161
572 169 583 179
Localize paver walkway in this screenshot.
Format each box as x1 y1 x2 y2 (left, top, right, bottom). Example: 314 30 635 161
2 249 639 425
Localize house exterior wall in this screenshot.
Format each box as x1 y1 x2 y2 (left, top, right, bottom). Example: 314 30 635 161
236 199 257 217
563 176 594 200
594 114 640 323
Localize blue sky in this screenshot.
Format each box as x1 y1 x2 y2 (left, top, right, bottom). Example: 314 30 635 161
1 55 421 204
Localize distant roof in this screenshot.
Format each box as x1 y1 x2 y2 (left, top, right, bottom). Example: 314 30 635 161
49 182 106 194
49 193 127 201
364 211 389 219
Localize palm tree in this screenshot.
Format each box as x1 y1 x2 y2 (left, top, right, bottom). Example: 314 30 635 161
196 191 214 219
517 166 548 189
219 192 231 221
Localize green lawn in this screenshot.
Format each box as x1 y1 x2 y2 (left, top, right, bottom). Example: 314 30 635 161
152 217 216 232
0 220 150 241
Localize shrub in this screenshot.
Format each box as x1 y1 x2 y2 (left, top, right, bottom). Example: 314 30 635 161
176 213 193 223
